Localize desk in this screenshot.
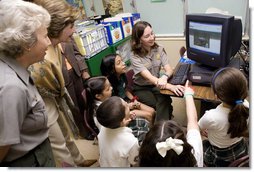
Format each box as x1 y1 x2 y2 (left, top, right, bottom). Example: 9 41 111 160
160 84 218 102
160 60 221 116
161 55 246 101
161 83 221 117
161 82 220 117
161 56 248 116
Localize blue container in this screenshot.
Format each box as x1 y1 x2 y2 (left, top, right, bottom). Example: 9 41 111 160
131 13 141 26
115 13 133 38
102 20 124 45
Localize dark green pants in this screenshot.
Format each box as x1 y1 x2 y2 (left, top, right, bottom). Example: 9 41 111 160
133 84 173 121
1 138 55 167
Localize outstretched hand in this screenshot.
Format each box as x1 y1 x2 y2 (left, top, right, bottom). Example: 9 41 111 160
184 80 194 97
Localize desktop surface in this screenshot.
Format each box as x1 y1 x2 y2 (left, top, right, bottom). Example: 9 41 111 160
162 55 246 102
161 82 218 102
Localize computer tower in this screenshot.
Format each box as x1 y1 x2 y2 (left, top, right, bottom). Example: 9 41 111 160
187 63 216 86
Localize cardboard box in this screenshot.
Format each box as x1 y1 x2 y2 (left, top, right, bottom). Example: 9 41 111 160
115 13 133 37
102 18 124 45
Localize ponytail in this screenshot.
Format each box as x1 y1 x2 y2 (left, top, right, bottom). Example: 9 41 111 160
227 101 249 138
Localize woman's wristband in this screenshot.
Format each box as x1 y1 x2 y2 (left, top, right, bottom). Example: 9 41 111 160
163 73 170 79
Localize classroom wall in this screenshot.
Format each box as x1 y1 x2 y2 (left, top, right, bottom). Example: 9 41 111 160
156 37 186 68
133 0 249 36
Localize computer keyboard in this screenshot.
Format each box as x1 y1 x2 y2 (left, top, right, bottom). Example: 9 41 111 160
169 63 191 85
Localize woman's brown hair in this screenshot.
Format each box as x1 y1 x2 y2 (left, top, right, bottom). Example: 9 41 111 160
33 0 79 38
131 21 158 57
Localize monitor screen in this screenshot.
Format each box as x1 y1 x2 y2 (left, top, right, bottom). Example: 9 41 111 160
186 13 242 68
189 21 222 55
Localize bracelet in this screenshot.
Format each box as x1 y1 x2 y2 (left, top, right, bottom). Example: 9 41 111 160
184 93 194 98
163 73 170 78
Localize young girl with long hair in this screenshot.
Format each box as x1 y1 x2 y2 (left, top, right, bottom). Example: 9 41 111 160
199 67 249 167
138 81 203 167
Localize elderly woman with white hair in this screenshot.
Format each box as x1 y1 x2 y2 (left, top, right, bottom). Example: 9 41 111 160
0 0 55 167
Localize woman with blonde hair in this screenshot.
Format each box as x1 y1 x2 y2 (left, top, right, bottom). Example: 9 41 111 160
29 0 95 167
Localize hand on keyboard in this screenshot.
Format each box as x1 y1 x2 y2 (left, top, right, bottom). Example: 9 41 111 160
165 82 185 96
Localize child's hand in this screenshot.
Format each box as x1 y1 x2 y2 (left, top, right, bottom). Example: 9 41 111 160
201 129 208 138
133 100 141 109
130 111 136 120
122 117 132 126
184 80 194 97
121 111 135 127
128 102 134 110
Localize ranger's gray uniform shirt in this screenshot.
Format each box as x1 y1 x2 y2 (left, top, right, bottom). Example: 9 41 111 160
0 54 48 162
130 45 170 86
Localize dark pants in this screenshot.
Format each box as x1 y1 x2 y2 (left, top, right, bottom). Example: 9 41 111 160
1 138 55 167
133 84 173 121
64 68 88 138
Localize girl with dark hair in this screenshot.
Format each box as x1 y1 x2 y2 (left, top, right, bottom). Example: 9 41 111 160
139 81 203 167
85 75 149 144
96 96 139 167
84 76 112 131
100 53 155 123
130 21 185 121
198 67 249 167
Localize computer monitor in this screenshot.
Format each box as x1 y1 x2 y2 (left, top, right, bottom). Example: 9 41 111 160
185 13 242 68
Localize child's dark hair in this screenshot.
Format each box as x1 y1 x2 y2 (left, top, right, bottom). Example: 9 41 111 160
100 53 127 96
139 120 197 167
96 96 126 129
85 76 108 100
84 76 108 128
212 67 249 138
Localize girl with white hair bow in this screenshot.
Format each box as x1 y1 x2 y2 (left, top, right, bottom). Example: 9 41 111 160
138 80 203 167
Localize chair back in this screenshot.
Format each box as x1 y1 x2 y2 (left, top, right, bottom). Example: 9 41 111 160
81 89 98 140
126 69 135 93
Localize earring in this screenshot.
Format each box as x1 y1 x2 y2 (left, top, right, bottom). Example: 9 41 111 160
24 47 31 52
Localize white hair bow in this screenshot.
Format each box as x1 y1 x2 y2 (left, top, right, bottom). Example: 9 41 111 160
156 137 184 157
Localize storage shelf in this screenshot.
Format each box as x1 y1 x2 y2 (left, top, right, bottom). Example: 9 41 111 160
85 36 131 76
